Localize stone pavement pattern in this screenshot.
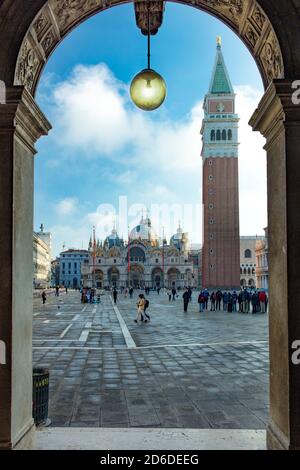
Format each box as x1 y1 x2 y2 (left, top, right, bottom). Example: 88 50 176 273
33 291 269 429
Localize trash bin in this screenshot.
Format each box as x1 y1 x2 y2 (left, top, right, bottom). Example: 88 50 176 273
32 368 50 426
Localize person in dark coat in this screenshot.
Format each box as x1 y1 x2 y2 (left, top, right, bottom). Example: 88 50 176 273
183 289 190 312
113 288 118 304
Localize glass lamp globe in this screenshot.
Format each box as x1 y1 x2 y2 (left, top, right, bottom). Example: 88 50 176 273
130 68 167 111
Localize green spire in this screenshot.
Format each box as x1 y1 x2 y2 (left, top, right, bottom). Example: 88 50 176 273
209 38 233 95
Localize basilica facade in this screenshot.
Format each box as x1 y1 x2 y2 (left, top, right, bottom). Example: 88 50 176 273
82 216 199 289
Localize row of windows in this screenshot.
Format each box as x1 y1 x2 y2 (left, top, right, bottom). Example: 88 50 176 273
97 257 186 264
241 267 256 275
210 129 232 142
61 254 88 258
62 262 78 269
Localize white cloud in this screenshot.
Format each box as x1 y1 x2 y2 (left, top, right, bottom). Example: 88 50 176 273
56 198 78 216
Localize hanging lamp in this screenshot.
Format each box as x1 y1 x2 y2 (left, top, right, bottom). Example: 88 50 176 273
130 1 167 111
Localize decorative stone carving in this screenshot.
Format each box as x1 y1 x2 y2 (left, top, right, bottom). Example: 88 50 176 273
203 0 244 25
260 31 284 82
134 1 165 35
15 39 40 94
41 29 56 54
49 0 101 33
14 0 285 95
251 5 266 31
245 24 259 48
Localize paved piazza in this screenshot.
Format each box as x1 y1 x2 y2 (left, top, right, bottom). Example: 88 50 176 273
33 291 269 429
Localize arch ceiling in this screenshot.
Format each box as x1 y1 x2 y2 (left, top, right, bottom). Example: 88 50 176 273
14 0 284 96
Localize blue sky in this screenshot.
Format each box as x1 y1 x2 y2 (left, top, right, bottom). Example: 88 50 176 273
35 2 267 257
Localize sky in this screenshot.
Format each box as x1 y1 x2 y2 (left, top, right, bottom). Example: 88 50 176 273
35 2 267 257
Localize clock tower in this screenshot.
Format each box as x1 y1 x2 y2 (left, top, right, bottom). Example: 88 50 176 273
201 38 240 289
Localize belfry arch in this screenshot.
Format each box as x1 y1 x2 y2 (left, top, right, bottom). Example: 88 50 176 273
1 0 300 451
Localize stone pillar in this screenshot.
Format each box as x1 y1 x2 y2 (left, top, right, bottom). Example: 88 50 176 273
0 87 51 449
250 79 300 450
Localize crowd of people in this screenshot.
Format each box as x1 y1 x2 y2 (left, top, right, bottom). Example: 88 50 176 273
196 288 268 314
41 284 268 324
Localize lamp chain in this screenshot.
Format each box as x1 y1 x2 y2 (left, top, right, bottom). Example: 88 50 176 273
147 1 151 69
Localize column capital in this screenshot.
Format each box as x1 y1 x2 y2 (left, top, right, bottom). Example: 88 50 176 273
249 79 300 146
0 86 51 153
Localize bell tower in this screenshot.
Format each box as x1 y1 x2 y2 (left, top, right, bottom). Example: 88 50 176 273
201 38 240 289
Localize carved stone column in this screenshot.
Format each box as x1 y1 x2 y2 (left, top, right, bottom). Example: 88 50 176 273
250 79 300 450
0 87 51 449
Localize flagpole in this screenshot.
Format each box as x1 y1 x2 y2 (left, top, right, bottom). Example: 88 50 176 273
162 227 165 289
128 226 131 288
93 226 96 289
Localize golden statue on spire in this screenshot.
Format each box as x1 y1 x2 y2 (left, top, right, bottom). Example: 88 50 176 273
217 36 222 47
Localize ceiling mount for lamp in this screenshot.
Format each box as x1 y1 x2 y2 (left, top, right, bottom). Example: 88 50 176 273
134 0 165 35
131 1 167 111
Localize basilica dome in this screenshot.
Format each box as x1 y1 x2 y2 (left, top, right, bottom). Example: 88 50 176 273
105 228 123 249
130 216 158 245
170 224 188 251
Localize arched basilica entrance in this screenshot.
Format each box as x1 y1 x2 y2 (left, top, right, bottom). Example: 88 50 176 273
0 0 300 451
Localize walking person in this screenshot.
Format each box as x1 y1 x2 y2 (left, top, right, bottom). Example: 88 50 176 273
216 290 222 311
203 289 209 310
42 291 47 305
222 291 228 312
239 290 244 313
144 297 150 322
232 291 238 312
210 292 216 311
183 288 190 313
113 288 118 304
198 291 205 313
251 291 259 314
135 294 146 323
258 290 267 313
55 286 59 297
167 289 172 302
227 292 233 313
129 287 134 299
172 287 177 301
242 289 248 313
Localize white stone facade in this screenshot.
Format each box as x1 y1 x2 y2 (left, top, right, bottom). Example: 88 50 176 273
33 233 51 288
240 236 264 288
255 228 269 291
82 218 199 289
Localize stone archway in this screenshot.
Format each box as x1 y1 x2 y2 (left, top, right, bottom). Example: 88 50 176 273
108 267 120 288
0 0 300 451
151 267 164 288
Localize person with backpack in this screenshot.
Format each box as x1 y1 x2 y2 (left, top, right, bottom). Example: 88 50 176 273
143 298 150 322
135 294 146 323
203 289 209 310
198 291 205 313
